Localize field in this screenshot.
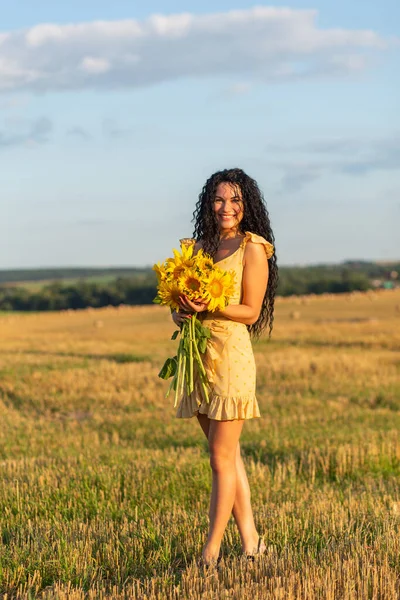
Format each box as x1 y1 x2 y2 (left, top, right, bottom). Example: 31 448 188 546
1 289 400 599
1 276 120 290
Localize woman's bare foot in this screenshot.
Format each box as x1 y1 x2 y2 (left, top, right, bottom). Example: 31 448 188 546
201 543 221 566
243 535 266 558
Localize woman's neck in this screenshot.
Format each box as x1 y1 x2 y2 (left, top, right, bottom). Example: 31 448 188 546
219 228 243 241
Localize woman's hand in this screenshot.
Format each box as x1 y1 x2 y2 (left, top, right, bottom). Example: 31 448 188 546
171 293 208 328
172 309 192 327
178 294 209 314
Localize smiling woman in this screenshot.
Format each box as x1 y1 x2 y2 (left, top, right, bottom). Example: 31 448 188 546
170 167 278 567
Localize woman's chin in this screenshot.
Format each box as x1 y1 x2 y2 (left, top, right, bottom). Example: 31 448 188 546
218 220 235 230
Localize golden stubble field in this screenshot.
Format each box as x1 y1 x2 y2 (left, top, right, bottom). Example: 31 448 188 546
1 289 400 599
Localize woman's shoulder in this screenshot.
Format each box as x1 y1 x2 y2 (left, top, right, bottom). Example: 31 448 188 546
242 231 274 259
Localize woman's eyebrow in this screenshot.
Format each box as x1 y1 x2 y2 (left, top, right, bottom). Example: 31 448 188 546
215 195 242 200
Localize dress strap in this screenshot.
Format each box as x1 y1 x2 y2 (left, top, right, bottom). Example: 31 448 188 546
241 231 274 259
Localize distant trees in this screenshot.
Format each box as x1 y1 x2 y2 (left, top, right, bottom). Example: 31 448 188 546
277 267 371 296
0 278 156 311
0 266 380 312
0 267 151 285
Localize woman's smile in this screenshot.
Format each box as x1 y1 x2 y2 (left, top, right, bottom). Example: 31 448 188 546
214 182 244 231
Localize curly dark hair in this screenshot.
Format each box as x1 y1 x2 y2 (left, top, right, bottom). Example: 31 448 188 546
192 167 278 339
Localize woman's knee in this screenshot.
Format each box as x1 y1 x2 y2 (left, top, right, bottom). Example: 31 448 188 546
209 448 236 473
235 442 241 461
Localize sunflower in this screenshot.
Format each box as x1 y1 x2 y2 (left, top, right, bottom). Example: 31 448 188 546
193 248 214 272
178 269 205 300
203 269 236 312
157 279 182 311
152 261 168 285
165 244 195 279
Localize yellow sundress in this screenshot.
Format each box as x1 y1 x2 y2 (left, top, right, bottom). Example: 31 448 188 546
175 231 274 421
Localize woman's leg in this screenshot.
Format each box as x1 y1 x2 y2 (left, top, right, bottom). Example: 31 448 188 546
196 414 264 555
202 418 244 562
232 444 265 553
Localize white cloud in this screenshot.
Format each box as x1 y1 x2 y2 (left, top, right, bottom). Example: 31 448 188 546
80 56 111 74
0 7 393 93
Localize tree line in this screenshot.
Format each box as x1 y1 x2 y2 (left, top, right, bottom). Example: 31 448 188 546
0 262 393 311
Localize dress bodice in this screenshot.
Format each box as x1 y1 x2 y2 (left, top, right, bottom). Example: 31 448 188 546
182 231 274 307
176 232 274 421
214 231 273 304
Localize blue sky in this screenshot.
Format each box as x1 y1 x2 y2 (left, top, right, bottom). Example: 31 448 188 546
1 1 399 269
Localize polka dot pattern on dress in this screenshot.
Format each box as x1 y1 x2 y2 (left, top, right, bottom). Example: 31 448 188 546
176 231 270 421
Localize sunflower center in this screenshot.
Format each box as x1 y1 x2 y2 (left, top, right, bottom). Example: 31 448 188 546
171 289 181 303
210 280 224 297
186 277 201 292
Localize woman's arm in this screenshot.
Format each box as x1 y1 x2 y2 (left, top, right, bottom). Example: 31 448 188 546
213 241 269 325
178 241 269 325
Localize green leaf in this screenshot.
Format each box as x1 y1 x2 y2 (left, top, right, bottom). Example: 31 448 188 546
195 321 211 339
158 356 178 380
171 330 180 340
152 296 162 305
182 329 190 355
198 337 208 354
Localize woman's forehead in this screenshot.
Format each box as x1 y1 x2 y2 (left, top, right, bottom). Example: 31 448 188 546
215 182 242 197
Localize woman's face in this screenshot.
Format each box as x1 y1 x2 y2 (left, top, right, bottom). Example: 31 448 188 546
213 182 244 234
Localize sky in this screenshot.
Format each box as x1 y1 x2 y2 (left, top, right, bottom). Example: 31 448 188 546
0 0 399 269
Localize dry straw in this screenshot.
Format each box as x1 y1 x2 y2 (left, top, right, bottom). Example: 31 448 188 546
0 289 400 599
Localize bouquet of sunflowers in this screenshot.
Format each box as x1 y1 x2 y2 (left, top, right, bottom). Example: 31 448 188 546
153 238 236 407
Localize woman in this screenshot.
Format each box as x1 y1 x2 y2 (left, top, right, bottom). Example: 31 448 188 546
172 168 278 567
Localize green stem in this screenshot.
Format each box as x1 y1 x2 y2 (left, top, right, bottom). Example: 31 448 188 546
191 315 211 403
192 337 206 378
165 354 179 399
180 352 187 398
189 316 194 394
165 370 176 398
174 349 182 408
200 380 209 404
174 338 183 408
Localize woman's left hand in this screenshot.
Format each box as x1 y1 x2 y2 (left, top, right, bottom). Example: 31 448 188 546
178 294 209 313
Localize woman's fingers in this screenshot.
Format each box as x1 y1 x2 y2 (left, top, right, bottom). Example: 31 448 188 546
180 295 197 310
177 300 189 312
177 294 209 313
185 298 207 312
178 296 192 310
174 309 192 325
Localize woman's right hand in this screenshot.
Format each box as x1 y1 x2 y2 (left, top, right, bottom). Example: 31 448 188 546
172 309 192 327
